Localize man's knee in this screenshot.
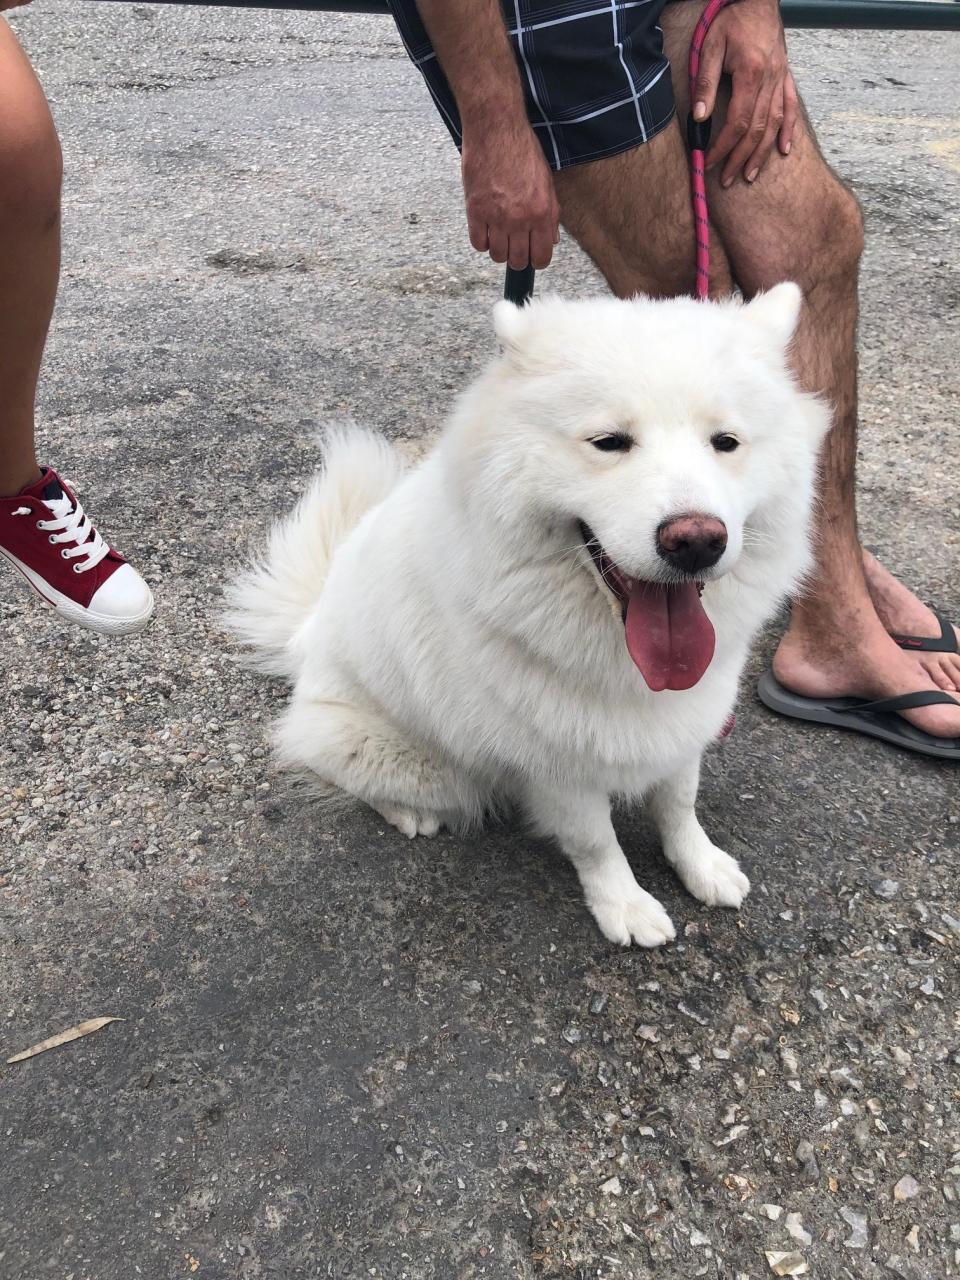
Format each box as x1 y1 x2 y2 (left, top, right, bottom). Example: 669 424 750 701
795 179 863 288
739 175 863 298
0 112 62 234
825 183 865 276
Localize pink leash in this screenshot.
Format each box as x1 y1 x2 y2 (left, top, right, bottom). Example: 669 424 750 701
693 0 736 739
687 0 732 299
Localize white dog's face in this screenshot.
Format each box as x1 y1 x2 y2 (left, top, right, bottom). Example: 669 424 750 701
455 287 828 691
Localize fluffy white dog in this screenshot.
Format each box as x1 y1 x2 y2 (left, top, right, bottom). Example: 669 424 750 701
227 285 828 947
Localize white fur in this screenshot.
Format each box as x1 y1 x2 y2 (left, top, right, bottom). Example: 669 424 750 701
227 287 829 946
224 426 404 677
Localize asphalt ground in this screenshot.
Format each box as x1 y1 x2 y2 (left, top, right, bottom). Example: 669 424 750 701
0 5 958 1278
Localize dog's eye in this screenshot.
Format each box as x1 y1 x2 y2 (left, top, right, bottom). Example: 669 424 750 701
711 432 740 454
590 433 633 453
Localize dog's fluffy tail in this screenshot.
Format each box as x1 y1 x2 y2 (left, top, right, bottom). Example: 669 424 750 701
224 426 404 678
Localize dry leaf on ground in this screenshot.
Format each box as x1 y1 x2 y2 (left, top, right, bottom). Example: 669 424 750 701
5 1017 123 1064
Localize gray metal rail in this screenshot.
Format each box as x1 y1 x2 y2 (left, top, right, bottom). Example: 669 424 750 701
86 0 960 33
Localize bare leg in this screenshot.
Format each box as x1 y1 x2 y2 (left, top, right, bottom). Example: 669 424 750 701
645 757 749 908
522 782 676 947
554 118 735 299
0 19 62 497
652 0 960 740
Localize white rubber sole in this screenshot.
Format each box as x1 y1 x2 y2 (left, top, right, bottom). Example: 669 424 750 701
0 544 155 637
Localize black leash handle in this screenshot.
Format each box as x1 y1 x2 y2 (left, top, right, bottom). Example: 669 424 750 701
504 264 535 306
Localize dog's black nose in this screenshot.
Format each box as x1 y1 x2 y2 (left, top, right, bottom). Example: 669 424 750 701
656 514 727 575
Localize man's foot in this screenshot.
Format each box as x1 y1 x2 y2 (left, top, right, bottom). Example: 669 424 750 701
774 602 960 741
0 466 153 636
862 549 960 692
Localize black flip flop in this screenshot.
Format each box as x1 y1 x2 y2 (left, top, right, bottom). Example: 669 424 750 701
757 669 960 761
890 608 958 655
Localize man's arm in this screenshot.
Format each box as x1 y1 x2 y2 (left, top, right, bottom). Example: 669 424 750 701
414 0 560 270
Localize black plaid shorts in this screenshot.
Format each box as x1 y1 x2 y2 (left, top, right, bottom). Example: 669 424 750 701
388 0 676 171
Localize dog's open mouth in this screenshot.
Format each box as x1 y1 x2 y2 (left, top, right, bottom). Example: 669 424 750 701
579 522 716 692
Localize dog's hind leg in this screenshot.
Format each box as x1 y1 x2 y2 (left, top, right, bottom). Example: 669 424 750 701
274 695 479 837
646 757 750 909
522 783 675 948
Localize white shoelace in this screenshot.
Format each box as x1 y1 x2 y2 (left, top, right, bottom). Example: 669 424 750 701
13 486 110 574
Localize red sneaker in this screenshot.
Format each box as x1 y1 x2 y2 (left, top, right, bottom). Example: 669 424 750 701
0 467 153 636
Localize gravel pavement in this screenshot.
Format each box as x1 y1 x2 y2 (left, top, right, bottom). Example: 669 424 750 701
1 5 958 1278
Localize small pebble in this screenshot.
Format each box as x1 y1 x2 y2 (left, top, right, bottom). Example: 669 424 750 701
796 1140 820 1183
893 1175 920 1201
678 1000 709 1026
785 1213 812 1246
780 1046 799 1077
764 1251 808 1276
724 1174 751 1198
713 1123 749 1147
840 1207 869 1249
871 878 899 900
829 1066 863 1091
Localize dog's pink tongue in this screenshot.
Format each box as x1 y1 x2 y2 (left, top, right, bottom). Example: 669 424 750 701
624 581 716 691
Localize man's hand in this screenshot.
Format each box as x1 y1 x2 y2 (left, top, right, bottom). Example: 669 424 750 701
461 119 560 270
691 0 798 188
414 0 560 271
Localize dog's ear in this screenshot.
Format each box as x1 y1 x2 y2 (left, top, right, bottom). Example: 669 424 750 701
742 282 803 348
493 299 535 355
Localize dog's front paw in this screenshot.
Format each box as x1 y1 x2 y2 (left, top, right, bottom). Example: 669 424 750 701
373 802 442 839
588 889 676 948
675 842 750 909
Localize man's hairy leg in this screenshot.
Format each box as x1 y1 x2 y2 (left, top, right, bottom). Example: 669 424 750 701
554 119 734 300
660 0 960 736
